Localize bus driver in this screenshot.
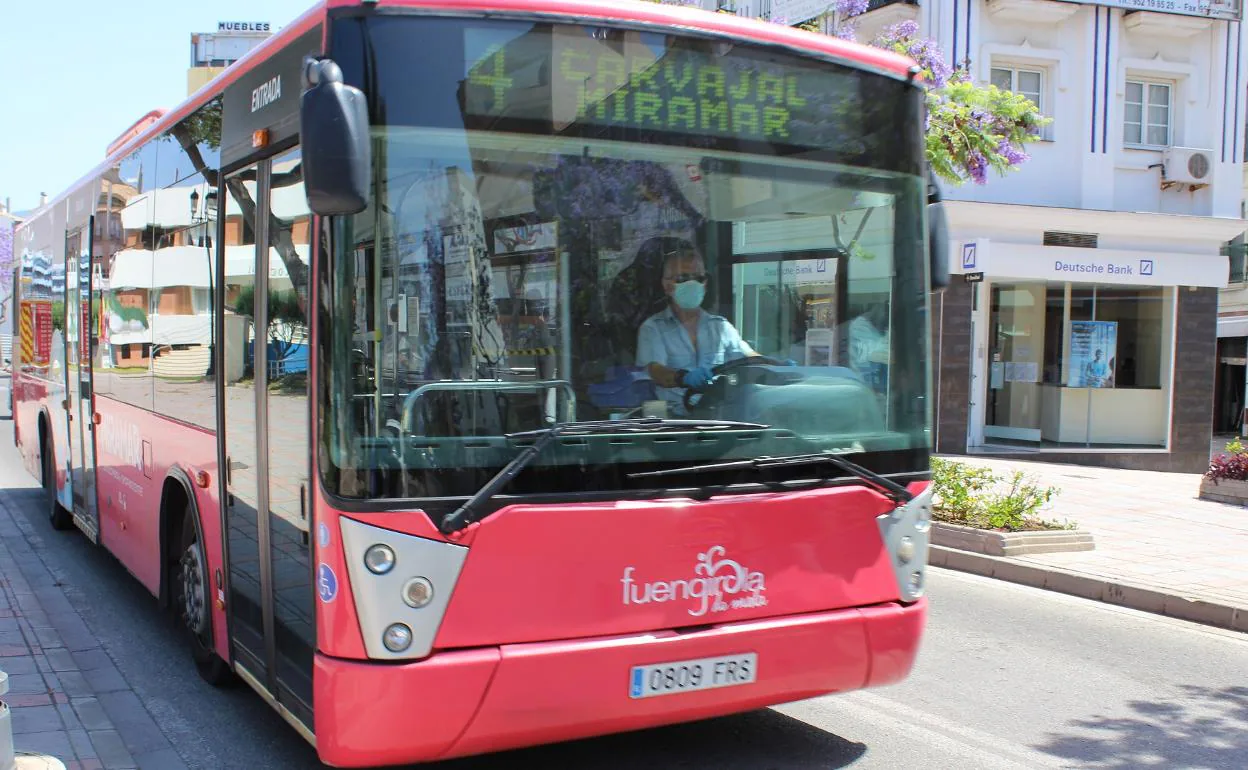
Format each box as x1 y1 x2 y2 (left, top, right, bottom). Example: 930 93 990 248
636 242 759 413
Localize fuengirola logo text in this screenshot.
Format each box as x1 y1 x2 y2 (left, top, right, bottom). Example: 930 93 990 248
621 546 767 617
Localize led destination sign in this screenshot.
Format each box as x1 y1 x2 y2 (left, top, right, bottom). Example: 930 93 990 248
553 51 813 140
461 31 880 152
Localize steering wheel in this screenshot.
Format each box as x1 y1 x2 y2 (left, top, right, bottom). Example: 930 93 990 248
682 355 786 412
712 354 785 373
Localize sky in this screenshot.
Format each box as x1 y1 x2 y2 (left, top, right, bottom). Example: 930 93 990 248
0 0 314 214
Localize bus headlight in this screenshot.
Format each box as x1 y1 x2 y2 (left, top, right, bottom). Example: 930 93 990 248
383 623 412 652
339 517 469 660
364 544 396 574
402 577 434 608
897 536 915 564
875 486 932 603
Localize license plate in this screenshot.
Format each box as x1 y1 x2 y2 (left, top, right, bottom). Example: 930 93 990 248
629 653 757 699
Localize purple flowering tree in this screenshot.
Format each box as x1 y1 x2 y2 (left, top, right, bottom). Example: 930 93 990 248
652 1 1048 185
0 220 13 334
865 18 1047 185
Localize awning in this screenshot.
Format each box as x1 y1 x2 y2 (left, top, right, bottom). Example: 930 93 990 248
1218 317 1248 338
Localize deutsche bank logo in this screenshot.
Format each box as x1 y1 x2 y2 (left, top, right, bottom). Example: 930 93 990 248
1139 260 1154 276
962 243 977 270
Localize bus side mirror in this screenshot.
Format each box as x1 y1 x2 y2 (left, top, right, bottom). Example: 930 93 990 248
301 58 371 216
927 174 950 291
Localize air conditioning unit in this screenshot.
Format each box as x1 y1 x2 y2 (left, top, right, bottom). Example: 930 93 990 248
1162 147 1214 186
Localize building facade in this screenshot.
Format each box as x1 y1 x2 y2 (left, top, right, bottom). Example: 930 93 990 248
722 0 1248 471
1214 176 1248 436
188 21 273 96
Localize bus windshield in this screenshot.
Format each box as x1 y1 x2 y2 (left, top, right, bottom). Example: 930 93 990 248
319 14 931 503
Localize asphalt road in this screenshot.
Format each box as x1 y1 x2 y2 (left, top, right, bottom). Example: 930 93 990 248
2 418 1246 769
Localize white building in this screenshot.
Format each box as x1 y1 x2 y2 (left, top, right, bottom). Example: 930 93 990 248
188 22 273 96
726 0 1248 471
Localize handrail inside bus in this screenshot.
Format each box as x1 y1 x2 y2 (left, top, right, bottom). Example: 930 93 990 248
402 379 576 434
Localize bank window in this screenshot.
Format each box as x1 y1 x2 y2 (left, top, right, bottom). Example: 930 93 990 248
1124 80 1171 148
986 282 1171 450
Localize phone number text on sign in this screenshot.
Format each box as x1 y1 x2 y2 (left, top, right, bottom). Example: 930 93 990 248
1087 0 1240 21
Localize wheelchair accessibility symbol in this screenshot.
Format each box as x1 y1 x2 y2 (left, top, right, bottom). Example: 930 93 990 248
318 563 338 602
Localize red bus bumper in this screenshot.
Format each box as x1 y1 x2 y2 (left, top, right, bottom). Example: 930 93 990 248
313 599 926 767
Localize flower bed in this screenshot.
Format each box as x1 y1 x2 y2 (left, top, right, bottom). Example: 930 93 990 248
929 458 1093 555
931 458 1074 532
1200 438 1248 506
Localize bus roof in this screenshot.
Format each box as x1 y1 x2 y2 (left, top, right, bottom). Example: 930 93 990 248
329 0 917 79
20 0 917 226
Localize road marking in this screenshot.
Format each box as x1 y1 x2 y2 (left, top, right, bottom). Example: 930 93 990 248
777 688 1064 768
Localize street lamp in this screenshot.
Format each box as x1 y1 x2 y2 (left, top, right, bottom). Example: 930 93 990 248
189 186 216 246
186 184 217 376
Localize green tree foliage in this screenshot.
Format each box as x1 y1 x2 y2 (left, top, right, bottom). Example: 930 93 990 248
931 458 1072 532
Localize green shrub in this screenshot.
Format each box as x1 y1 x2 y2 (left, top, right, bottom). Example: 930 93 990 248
931 458 1073 532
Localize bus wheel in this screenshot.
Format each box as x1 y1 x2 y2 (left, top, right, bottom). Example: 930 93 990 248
43 435 72 531
177 505 231 686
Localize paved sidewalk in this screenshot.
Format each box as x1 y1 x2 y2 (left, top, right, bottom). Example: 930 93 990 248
935 454 1248 632
0 469 185 769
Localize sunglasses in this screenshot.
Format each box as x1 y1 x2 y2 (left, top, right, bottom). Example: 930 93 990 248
665 273 709 283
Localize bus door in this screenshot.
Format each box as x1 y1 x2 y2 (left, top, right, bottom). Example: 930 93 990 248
220 147 314 731
65 225 99 542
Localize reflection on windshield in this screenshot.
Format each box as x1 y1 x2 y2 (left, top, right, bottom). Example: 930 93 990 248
320 130 928 501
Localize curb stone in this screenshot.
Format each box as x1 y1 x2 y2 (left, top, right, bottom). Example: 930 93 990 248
929 545 1248 634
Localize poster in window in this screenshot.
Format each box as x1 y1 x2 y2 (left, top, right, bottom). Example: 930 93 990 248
1067 320 1117 388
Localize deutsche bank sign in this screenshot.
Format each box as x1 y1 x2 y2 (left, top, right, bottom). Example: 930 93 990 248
962 243 977 270
957 239 1228 288
1052 259 1146 277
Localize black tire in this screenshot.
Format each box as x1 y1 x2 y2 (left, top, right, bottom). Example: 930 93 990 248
43 434 73 531
176 503 232 686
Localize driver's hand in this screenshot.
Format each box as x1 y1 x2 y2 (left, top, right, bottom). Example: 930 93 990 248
682 366 714 388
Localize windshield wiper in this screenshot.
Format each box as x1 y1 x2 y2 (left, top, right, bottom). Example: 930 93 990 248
627 452 914 504
438 418 770 534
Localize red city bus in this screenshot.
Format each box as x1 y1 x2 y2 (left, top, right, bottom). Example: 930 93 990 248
11 0 949 765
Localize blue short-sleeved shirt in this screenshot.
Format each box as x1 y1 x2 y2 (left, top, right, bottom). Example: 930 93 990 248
635 307 753 412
